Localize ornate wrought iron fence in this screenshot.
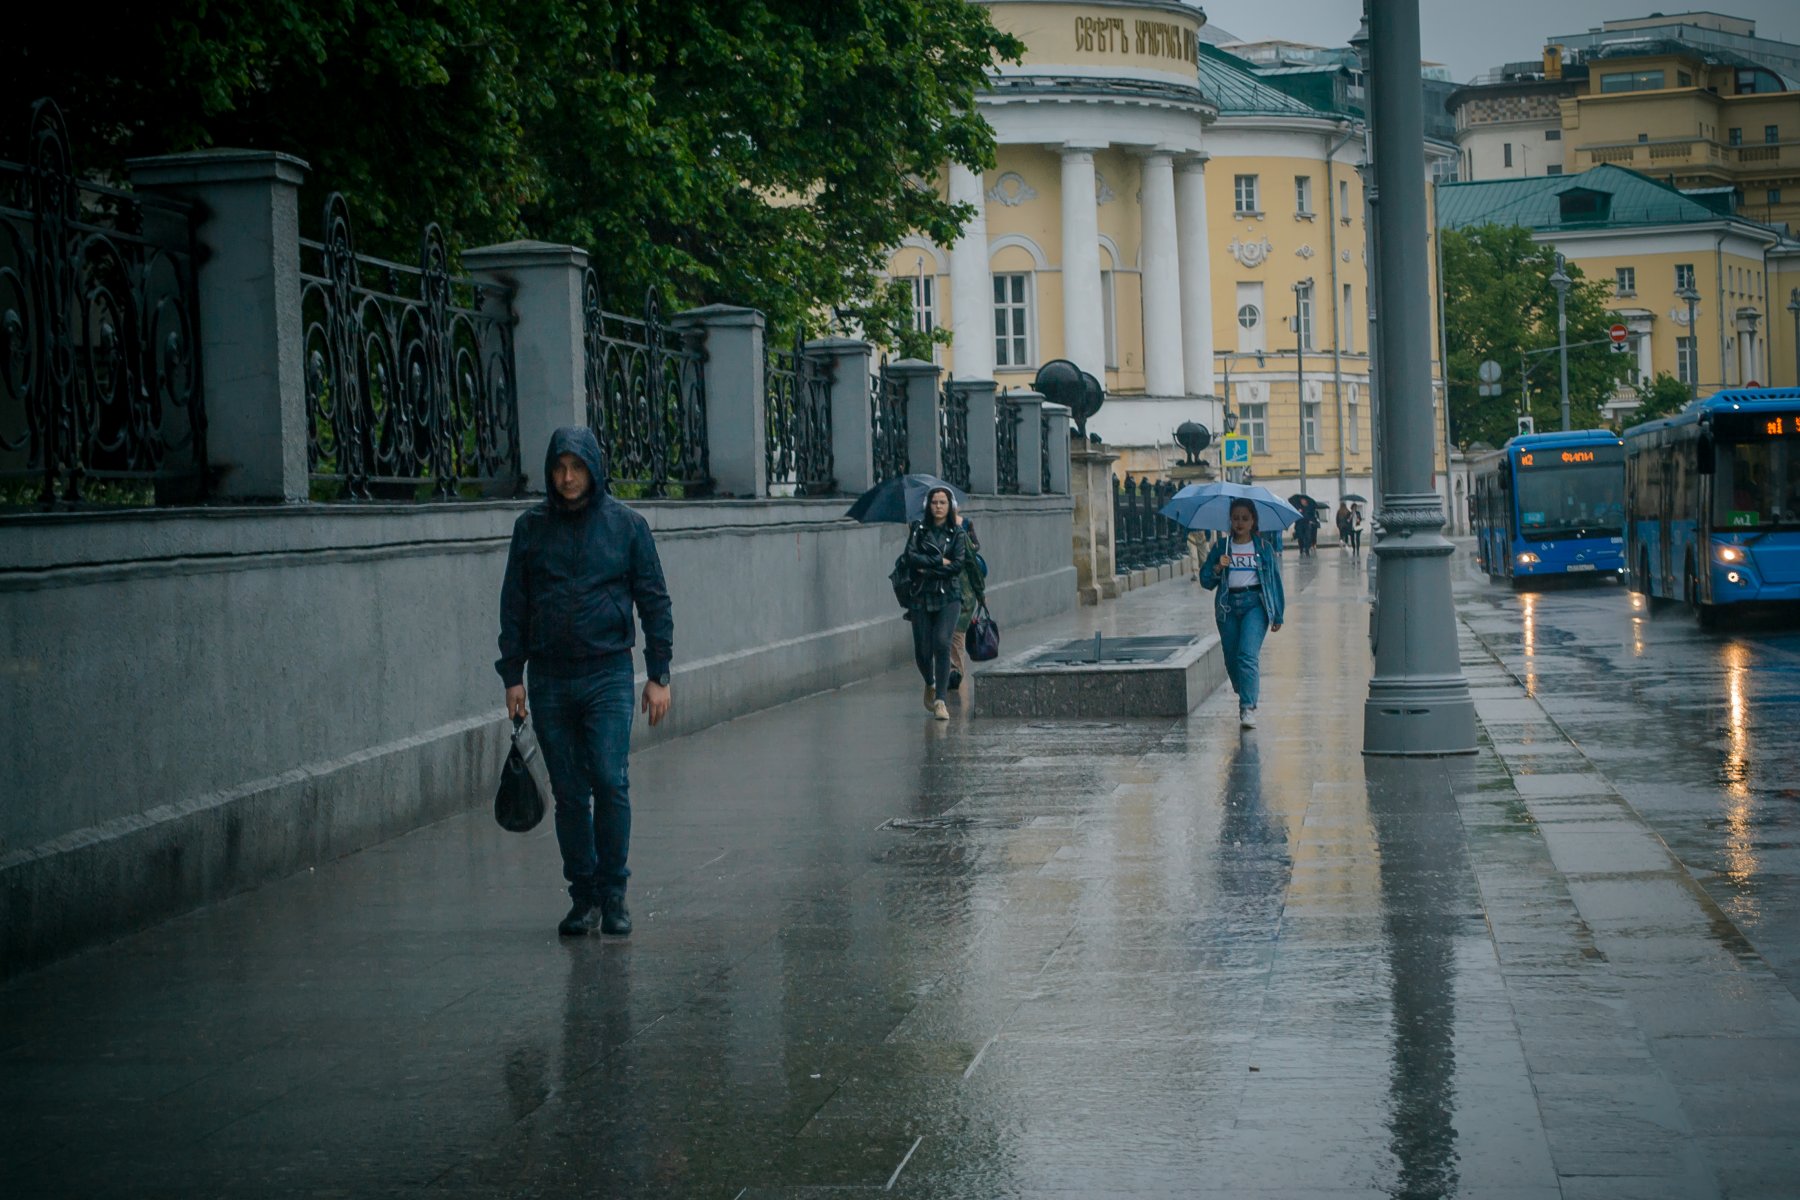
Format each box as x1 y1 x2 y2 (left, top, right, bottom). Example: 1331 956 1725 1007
764 333 835 495
1114 475 1187 573
1 99 206 505
301 193 519 499
939 378 970 491
995 390 1021 495
1041 406 1052 493
582 278 709 497
871 358 909 485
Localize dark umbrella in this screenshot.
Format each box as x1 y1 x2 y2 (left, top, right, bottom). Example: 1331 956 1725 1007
1287 493 1327 513
1340 493 1369 504
845 474 971 524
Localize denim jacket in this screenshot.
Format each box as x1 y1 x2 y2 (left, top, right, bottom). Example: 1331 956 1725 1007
1198 533 1286 626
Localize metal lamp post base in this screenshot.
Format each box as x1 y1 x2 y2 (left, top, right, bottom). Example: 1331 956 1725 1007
1363 497 1476 756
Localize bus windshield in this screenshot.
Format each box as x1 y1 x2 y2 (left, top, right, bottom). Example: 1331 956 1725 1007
1714 440 1800 529
1515 462 1624 540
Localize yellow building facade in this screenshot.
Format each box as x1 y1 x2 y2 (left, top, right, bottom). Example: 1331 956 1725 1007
881 0 1450 508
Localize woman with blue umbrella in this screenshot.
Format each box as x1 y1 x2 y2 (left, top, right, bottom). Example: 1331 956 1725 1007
1162 483 1293 730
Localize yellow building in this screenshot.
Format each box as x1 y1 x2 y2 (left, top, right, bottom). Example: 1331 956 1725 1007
1437 164 1797 418
880 0 1450 508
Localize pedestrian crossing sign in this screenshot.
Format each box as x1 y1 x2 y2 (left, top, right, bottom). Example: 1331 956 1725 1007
1221 434 1250 465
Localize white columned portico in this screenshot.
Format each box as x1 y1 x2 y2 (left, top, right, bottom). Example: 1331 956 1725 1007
1138 150 1185 397
947 162 994 381
1059 145 1106 378
1175 155 1216 397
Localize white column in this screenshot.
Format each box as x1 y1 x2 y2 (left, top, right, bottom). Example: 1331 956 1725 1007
947 162 994 381
1139 151 1185 397
1060 145 1106 378
1175 155 1216 398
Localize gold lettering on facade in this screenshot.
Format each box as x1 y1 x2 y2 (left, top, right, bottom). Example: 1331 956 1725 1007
1133 20 1198 62
1073 15 1131 54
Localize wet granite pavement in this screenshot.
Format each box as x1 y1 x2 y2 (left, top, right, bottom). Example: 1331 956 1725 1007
5 548 1798 1197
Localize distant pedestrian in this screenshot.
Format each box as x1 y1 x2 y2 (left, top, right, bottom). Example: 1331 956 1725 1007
1336 501 1353 553
947 512 988 698
497 427 673 939
1349 503 1365 556
1296 501 1319 557
1199 498 1286 729
903 486 969 721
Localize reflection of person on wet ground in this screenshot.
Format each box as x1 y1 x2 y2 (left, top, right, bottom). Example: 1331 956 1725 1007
1199 498 1287 729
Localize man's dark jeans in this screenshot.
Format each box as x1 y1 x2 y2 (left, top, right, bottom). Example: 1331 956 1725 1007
529 659 635 903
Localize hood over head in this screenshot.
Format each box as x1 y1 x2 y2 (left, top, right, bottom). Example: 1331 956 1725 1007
545 426 605 510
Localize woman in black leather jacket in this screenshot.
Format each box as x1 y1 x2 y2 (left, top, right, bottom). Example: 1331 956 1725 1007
905 486 969 720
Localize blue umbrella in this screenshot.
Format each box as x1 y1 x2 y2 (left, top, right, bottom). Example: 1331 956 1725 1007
845 473 971 524
1159 481 1302 532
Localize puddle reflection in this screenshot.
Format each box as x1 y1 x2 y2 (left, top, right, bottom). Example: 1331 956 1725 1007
1519 592 1539 696
1720 642 1759 899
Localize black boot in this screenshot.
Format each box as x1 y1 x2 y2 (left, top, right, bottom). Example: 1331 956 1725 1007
558 900 600 937
600 890 632 937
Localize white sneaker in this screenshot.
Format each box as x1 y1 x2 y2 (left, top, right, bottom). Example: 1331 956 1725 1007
1239 707 1257 729
932 699 950 721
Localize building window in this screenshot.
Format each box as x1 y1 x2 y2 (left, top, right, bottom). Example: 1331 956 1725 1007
1295 175 1313 215
1303 401 1321 454
1342 283 1354 353
1728 127 1743 146
1294 283 1314 351
1767 125 1781 144
1771 189 1784 206
1503 143 1513 168
1546 165 1564 176
1348 385 1361 453
1677 71 1693 87
1637 133 1649 143
1677 336 1696 386
1615 267 1636 296
1601 69 1665 93
1676 263 1696 291
992 273 1032 368
1338 179 1350 219
1239 402 1268 454
1545 128 1562 141
1100 270 1117 370
1234 174 1260 214
909 273 936 336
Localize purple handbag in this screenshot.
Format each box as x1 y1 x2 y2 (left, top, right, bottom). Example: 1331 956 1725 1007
967 604 1000 662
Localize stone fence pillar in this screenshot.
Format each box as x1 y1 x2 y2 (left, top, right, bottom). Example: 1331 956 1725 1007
129 150 310 501
1071 442 1120 604
673 305 766 498
957 379 1000 494
1044 403 1073 493
1012 389 1045 497
887 358 943 480
808 336 876 496
462 241 588 491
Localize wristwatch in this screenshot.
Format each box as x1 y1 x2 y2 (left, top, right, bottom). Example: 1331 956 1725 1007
652 671 671 688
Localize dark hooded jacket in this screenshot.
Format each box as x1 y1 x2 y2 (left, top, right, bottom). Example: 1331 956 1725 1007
495 427 673 688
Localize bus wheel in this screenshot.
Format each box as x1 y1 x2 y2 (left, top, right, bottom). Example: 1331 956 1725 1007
1636 552 1666 610
1684 555 1703 619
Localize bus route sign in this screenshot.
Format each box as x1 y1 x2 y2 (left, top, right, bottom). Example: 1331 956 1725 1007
1221 434 1250 465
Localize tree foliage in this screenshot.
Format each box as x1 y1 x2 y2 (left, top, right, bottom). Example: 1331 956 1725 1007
1441 224 1635 448
6 1 1021 342
1625 372 1692 428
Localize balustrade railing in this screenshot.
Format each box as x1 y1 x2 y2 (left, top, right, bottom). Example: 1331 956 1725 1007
939 378 970 490
1114 475 1186 573
301 193 520 499
871 359 909 485
1 99 207 506
764 333 835 495
582 278 710 498
1041 407 1052 494
994 391 1022 495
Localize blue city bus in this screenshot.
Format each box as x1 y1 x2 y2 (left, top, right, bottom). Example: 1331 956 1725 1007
1623 388 1800 624
1471 430 1627 585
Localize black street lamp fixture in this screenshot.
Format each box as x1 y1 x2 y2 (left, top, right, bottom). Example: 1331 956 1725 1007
1787 288 1799 386
1548 254 1571 431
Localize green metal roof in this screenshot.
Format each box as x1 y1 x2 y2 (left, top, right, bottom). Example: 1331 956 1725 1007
1435 164 1757 231
1196 43 1330 117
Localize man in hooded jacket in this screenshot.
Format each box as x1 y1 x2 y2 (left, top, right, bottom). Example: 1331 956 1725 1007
497 427 673 937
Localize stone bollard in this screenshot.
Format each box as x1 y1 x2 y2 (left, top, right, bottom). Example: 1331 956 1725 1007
462 241 589 490
1011 390 1046 497
1043 403 1073 494
1070 440 1121 604
957 379 1000 494
129 150 310 501
886 358 943 481
807 336 876 497
672 305 767 498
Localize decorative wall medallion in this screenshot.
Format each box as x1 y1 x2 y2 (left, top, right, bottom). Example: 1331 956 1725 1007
1340 250 1351 262
1295 245 1315 259
1670 305 1702 326
987 172 1037 207
1228 235 1274 268
1094 172 1117 206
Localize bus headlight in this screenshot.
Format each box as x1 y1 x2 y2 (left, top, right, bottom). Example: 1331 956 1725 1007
1716 545 1744 563
1516 552 1540 565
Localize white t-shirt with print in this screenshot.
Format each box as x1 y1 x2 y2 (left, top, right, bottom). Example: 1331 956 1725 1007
1226 539 1258 589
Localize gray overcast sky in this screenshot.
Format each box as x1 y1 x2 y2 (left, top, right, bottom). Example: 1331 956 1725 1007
1196 2 1800 82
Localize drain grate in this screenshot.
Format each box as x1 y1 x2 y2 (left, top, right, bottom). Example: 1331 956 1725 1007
881 815 1022 831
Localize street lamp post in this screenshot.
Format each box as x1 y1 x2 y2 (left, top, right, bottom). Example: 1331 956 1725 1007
1676 283 1701 401
1294 277 1313 496
1787 288 1799 385
1549 254 1571 431
1362 0 1475 756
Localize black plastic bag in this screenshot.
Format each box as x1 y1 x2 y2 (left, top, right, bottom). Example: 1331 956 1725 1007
494 716 551 833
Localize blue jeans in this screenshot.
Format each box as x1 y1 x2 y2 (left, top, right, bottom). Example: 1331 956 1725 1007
1217 590 1270 710
529 659 635 903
